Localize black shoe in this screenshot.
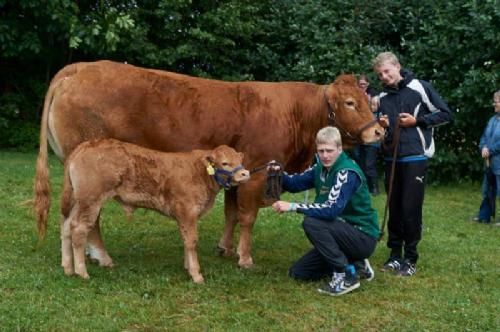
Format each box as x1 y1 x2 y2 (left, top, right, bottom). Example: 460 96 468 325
397 260 417 277
317 272 360 296
380 258 401 273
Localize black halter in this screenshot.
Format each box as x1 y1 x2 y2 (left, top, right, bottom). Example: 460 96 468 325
323 87 379 144
213 165 244 190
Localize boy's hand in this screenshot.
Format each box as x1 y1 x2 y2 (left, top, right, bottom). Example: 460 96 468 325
272 200 292 213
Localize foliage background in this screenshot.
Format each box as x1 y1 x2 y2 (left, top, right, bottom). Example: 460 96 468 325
1 0 499 181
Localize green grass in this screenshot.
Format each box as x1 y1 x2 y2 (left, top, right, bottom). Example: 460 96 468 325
0 151 498 331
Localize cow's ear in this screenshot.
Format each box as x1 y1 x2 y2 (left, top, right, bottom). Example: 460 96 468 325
325 84 338 107
334 74 356 85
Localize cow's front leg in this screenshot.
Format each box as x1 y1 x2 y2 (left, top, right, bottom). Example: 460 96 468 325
236 180 264 268
237 209 259 268
177 217 204 284
218 188 238 257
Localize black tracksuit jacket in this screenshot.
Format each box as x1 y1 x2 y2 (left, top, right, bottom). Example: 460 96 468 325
378 69 453 158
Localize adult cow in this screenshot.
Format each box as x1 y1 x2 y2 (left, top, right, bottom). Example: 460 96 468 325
34 60 383 268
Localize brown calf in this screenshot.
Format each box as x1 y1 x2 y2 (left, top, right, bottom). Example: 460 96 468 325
58 139 250 283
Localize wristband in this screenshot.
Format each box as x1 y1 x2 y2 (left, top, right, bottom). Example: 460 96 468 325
289 202 296 211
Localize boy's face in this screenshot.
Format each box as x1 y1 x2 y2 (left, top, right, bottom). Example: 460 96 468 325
494 97 500 113
375 61 402 87
316 143 342 168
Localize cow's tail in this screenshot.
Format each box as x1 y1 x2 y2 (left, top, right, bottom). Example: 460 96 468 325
34 80 58 240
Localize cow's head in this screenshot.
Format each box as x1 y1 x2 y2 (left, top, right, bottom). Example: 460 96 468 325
324 75 384 147
205 145 250 189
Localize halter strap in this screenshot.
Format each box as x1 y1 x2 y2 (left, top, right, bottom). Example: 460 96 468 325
323 87 379 144
213 165 244 189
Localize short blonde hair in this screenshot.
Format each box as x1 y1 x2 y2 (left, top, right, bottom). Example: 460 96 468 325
372 51 400 70
494 90 500 100
316 126 342 147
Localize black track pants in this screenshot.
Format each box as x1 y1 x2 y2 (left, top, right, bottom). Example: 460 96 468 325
384 160 427 263
289 217 377 281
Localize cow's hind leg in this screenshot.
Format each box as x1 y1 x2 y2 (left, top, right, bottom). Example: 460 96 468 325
71 204 101 279
177 216 203 283
86 215 114 267
218 188 238 257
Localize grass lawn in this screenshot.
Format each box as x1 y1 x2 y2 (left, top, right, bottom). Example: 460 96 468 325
0 150 498 331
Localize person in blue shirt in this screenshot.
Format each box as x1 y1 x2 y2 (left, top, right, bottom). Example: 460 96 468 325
373 52 453 276
270 126 379 296
474 90 500 224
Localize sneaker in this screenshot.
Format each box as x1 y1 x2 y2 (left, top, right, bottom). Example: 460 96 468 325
317 271 360 296
470 216 491 223
358 259 374 281
380 258 401 273
397 260 417 277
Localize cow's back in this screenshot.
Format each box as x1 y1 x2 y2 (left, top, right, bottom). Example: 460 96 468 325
49 61 323 172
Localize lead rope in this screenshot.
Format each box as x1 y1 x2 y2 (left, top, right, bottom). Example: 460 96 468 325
264 162 283 201
379 120 401 241
249 162 283 201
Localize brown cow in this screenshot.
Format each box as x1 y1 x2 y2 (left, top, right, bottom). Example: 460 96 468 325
56 140 250 283
34 60 384 268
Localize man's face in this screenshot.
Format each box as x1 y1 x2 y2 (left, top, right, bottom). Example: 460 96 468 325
317 143 342 168
358 79 368 91
494 97 500 113
375 61 402 87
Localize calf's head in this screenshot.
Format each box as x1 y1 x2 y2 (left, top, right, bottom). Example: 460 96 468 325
205 145 250 189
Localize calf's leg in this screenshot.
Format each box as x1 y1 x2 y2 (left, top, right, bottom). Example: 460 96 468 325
177 217 203 283
71 204 101 279
86 216 114 267
60 214 74 275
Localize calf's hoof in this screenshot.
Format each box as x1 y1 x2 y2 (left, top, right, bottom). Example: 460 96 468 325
63 265 75 276
238 257 254 269
98 258 114 268
192 274 205 284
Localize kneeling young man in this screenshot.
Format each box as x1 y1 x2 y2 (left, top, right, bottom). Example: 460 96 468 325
271 126 379 296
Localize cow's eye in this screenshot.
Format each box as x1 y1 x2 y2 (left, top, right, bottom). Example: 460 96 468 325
344 97 357 109
222 162 229 166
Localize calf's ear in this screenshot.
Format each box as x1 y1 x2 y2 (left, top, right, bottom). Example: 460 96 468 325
204 155 215 167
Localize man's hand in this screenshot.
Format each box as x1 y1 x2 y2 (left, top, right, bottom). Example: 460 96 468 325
482 147 490 159
272 200 293 213
398 113 417 127
378 115 389 128
267 160 282 172
379 113 417 128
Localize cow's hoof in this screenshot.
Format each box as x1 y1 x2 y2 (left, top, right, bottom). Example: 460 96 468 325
216 243 235 257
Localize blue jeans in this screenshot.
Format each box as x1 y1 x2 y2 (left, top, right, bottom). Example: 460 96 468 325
478 170 498 221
